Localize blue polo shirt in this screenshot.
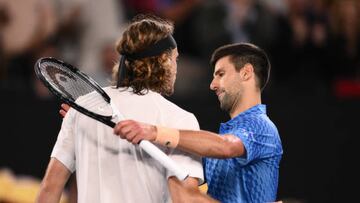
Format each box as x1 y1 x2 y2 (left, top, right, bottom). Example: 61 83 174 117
204 104 283 203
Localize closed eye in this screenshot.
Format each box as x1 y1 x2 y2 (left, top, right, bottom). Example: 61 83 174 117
214 67 225 77
213 68 225 79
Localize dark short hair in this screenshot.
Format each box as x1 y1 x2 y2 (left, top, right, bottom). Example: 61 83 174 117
210 43 271 91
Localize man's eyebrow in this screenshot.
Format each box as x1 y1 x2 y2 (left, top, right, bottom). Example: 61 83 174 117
213 68 224 76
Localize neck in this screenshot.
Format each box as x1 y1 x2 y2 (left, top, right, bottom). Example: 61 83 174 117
229 90 262 118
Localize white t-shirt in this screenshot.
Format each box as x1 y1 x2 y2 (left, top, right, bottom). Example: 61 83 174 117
51 87 204 203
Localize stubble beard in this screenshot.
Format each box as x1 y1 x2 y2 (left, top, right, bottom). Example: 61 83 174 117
219 92 234 113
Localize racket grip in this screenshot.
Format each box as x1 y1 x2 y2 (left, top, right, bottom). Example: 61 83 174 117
139 140 189 180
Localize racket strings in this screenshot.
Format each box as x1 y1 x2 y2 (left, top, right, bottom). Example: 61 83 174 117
39 61 113 117
40 61 94 99
76 92 112 115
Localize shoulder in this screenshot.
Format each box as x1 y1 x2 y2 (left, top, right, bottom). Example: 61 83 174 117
241 113 278 133
150 93 199 129
103 86 120 96
61 107 78 127
150 92 193 115
241 114 282 148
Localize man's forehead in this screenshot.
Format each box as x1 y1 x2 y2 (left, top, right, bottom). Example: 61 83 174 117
214 56 231 71
213 66 224 74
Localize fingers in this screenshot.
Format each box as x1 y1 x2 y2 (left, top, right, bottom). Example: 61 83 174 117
113 120 142 144
61 103 70 111
59 109 67 118
126 129 141 144
59 103 71 118
113 120 157 145
113 120 135 137
132 136 143 145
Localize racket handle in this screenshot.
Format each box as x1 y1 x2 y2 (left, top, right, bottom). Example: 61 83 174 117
139 140 189 180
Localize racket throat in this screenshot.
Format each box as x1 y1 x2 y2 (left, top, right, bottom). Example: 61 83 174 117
110 100 124 122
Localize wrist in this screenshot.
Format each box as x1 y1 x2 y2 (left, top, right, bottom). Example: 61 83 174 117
150 125 157 141
154 126 180 148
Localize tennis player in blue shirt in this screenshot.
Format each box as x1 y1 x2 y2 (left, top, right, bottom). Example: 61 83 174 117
114 42 283 203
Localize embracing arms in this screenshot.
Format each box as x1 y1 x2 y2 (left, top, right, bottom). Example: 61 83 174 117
59 104 245 158
113 120 245 159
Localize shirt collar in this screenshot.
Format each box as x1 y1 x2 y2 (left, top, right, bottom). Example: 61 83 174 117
221 104 266 127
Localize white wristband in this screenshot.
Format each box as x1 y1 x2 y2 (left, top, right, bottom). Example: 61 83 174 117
154 126 180 148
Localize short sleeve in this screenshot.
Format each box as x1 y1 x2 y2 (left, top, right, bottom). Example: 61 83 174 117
50 108 77 173
232 128 280 165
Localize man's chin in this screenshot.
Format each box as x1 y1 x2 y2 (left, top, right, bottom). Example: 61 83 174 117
219 102 231 112
219 103 226 111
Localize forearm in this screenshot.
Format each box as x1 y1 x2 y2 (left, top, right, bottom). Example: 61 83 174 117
37 187 63 203
37 158 71 203
113 120 245 158
176 130 244 158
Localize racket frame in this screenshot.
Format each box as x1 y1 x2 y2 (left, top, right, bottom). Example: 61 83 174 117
35 57 116 127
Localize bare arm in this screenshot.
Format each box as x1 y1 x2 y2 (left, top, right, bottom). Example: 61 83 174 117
113 120 245 158
176 130 245 158
67 174 78 203
168 177 219 203
37 158 71 203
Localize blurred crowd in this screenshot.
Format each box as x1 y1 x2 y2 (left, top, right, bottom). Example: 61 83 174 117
0 0 359 99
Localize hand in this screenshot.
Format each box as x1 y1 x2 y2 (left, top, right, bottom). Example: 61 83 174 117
59 103 70 118
113 120 157 144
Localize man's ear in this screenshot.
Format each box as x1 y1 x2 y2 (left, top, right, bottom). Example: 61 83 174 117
240 63 254 81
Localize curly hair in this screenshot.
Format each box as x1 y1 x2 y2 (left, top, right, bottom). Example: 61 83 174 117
112 14 175 95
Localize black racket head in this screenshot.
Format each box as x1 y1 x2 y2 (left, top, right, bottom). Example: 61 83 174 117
34 57 116 128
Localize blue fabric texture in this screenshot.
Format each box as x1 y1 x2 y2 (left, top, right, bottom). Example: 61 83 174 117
204 104 283 203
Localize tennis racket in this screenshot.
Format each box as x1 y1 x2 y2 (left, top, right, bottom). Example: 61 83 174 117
34 57 189 180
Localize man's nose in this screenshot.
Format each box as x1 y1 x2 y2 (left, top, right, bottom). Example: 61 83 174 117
210 78 217 91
